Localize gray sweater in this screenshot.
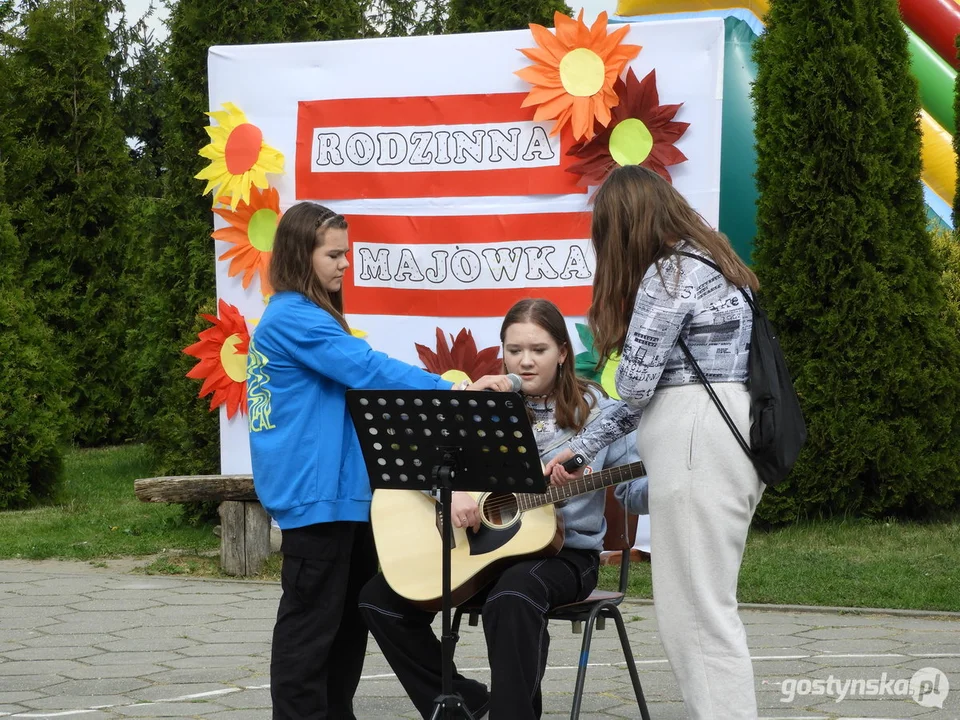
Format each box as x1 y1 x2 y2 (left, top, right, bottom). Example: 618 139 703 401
532 390 647 552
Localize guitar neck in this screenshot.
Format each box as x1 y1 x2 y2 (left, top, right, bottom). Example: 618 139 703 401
516 461 646 511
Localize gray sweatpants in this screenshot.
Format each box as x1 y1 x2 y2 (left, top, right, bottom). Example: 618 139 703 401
639 383 764 720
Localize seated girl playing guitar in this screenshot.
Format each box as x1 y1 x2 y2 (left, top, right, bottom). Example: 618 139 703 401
358 298 649 720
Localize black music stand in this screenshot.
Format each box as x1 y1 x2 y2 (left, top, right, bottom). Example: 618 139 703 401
346 389 546 720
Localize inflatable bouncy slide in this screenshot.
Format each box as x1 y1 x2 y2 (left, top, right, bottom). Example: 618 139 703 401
612 0 960 260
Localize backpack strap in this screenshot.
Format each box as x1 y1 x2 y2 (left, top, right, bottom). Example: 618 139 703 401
674 249 754 459
676 338 754 458
677 250 757 312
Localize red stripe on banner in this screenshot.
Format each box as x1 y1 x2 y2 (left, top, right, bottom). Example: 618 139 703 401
295 93 586 200
345 286 594 317
345 213 590 244
342 213 593 317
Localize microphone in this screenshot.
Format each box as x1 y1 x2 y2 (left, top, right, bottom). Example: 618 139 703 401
484 373 521 391
543 453 587 483
561 454 586 472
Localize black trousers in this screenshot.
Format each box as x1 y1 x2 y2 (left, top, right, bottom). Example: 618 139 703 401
358 549 599 720
271 521 378 720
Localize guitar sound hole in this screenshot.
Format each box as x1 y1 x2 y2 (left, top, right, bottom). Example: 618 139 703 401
481 493 520 529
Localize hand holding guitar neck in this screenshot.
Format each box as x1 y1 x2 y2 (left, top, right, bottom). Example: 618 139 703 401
546 452 587 487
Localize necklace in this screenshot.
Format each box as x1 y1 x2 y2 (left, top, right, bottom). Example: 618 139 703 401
526 398 553 433
523 390 550 404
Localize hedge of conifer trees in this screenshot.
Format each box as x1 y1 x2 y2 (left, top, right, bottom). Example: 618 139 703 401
1 0 135 447
0 166 70 509
752 0 960 523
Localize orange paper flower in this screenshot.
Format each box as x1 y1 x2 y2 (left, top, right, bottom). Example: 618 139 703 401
195 102 284 210
516 11 641 142
184 299 250 419
567 68 689 186
416 328 502 385
213 186 282 297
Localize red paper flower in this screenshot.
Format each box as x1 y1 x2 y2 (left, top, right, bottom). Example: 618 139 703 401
183 299 249 419
416 328 502 384
567 68 689 186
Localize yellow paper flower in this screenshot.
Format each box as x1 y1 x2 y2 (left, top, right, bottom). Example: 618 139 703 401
516 11 641 142
213 186 282 297
196 102 284 210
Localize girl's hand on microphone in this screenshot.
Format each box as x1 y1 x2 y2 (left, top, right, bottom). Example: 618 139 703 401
465 375 514 392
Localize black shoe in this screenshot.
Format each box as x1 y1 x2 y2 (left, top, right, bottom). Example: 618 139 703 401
469 697 489 719
461 679 489 719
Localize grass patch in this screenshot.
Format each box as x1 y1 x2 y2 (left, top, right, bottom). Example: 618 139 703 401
599 516 960 612
138 552 283 579
0 444 218 560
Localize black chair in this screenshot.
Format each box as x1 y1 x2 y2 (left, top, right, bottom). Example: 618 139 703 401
452 487 652 720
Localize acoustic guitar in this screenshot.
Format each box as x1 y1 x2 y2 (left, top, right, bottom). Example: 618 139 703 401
371 461 646 608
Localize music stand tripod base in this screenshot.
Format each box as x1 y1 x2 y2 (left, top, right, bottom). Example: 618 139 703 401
346 389 546 720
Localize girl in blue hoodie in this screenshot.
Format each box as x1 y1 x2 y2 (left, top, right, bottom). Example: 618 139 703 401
247 202 512 720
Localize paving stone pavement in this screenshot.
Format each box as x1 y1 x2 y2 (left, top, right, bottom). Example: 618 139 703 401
1 559 958 720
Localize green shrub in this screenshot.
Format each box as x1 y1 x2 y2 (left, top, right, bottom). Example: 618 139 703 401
147 300 221 477
0 0 136 446
366 0 571 37
932 227 960 333
0 190 69 509
752 0 960 524
446 0 572 33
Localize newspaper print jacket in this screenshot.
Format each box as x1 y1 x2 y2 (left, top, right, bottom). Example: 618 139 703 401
569 240 753 461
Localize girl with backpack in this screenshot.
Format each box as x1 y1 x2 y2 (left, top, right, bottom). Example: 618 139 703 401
546 165 765 719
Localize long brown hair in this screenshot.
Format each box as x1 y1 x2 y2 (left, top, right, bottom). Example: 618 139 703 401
500 298 605 433
270 202 350 332
589 165 758 363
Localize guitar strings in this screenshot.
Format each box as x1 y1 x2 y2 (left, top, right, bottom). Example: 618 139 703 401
468 466 643 515
477 483 599 513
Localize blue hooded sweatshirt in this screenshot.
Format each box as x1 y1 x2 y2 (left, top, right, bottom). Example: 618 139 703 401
246 292 452 529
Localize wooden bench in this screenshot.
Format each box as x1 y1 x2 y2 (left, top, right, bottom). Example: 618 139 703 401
134 475 270 576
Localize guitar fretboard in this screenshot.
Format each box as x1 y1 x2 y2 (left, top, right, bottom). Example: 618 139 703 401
515 461 646 511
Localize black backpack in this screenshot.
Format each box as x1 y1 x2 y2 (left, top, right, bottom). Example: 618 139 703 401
675 252 806 487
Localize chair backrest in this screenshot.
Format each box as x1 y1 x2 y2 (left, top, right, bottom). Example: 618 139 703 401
602 486 637 551
602 486 637 593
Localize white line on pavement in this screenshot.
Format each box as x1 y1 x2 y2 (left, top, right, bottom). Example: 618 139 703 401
4 651 954 718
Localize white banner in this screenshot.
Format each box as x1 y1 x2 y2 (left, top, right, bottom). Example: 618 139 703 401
207 18 725 472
